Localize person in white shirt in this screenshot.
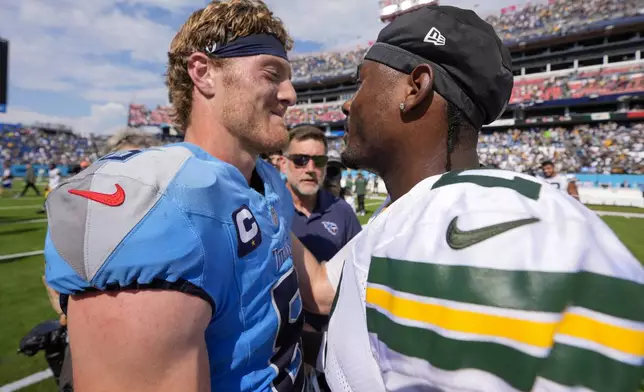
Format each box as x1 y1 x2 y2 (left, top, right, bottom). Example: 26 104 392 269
0 162 13 195
1 161 13 196
316 5 643 392
539 160 580 200
47 163 61 196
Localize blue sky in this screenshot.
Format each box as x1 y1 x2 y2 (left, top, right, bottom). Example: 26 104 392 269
0 0 536 135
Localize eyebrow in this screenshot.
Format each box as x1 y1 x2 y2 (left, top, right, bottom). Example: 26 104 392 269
262 57 292 80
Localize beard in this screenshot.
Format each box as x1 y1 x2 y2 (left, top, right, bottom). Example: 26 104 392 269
341 115 369 170
223 103 288 154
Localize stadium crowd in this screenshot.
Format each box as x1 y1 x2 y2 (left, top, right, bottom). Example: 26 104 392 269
287 0 641 83
287 64 644 125
1 121 641 177
512 65 644 105
486 0 641 44
2 0 643 180
0 124 105 166
479 122 643 175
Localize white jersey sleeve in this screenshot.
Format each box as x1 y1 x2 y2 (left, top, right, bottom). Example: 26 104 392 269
323 169 644 392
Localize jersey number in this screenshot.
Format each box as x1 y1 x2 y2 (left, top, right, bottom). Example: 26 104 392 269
270 268 304 392
99 149 142 162
432 169 542 201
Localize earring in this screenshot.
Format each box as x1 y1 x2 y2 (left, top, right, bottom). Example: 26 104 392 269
399 103 405 111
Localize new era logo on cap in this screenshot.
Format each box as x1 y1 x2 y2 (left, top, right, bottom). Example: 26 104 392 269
424 27 445 46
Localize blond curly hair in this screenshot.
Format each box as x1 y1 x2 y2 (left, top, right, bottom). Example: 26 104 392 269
166 0 293 133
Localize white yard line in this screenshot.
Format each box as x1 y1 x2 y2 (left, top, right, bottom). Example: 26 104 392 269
0 250 45 261
593 211 644 218
0 369 53 392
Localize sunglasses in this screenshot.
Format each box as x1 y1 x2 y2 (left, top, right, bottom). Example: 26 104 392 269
286 154 328 168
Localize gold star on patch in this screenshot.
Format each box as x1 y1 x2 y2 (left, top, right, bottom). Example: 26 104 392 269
251 240 256 246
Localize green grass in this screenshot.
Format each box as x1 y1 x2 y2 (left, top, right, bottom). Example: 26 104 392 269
0 194 642 391
586 204 644 213
0 255 58 390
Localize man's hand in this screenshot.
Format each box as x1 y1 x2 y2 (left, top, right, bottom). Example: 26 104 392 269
67 289 211 392
290 233 336 315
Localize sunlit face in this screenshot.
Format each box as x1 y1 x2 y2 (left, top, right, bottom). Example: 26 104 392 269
218 55 296 154
284 138 327 196
542 163 555 178
341 61 392 170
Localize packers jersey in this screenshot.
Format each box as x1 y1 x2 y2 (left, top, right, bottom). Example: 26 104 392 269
540 174 570 193
45 142 304 392
322 168 643 392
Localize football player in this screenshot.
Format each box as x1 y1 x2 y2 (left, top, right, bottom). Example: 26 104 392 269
44 1 334 391
540 160 580 200
320 5 644 392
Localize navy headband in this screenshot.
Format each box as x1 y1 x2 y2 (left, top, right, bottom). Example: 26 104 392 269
204 34 288 61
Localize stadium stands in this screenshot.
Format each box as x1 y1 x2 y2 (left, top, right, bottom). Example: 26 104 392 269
1 121 640 177
286 0 643 84
2 0 642 182
486 0 641 45
286 63 644 126
0 123 106 166
478 122 643 175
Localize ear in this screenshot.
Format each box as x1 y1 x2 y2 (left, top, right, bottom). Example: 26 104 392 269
187 52 216 97
401 64 434 114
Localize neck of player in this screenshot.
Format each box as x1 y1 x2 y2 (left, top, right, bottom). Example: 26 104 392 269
288 184 317 217
382 147 479 203
184 115 257 184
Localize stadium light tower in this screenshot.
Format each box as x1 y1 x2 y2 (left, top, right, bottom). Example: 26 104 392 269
379 0 439 23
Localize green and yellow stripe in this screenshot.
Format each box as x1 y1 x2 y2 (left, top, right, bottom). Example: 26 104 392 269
368 256 644 322
366 256 644 391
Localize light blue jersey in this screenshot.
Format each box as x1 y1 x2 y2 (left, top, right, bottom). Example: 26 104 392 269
44 142 304 392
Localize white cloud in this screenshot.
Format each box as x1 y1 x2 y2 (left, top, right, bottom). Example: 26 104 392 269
82 87 168 104
269 0 382 51
0 103 128 135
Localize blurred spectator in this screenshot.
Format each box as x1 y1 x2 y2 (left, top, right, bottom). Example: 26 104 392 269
103 128 163 155
354 172 367 216
18 163 41 197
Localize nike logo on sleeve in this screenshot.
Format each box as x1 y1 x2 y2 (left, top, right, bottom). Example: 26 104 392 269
68 184 126 207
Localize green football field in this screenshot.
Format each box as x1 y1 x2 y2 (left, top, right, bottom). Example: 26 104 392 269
1 183 643 391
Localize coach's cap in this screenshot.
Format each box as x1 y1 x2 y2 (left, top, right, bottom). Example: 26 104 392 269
327 149 344 167
364 5 513 129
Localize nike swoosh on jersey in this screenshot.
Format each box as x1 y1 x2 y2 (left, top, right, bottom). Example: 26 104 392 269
446 216 540 250
68 184 126 207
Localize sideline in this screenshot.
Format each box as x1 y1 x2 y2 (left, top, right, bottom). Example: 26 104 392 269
0 205 43 210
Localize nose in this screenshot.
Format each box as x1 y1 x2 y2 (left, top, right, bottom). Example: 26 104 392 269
305 158 318 172
278 79 297 108
342 98 352 117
